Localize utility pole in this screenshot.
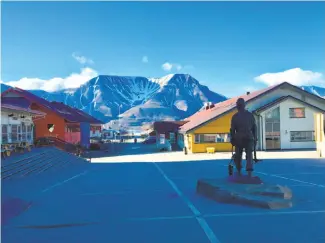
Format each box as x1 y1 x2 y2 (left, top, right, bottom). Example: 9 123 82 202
118 104 122 142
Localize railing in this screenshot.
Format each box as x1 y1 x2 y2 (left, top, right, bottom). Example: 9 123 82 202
36 136 91 161
35 136 78 154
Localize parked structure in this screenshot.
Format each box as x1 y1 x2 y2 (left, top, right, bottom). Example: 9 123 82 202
179 82 325 153
153 121 188 151
101 128 118 140
1 102 45 144
1 88 104 147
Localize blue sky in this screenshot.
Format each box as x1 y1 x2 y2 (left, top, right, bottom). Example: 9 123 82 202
2 1 325 96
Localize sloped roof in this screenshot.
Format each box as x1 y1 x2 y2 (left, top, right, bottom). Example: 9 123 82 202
1 103 45 116
253 95 325 113
179 81 325 133
179 83 279 133
50 101 103 124
1 87 104 124
153 121 188 133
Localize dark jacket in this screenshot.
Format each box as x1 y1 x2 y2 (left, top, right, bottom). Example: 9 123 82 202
231 110 257 146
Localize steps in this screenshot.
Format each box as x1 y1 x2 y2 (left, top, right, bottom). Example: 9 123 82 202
1 147 88 180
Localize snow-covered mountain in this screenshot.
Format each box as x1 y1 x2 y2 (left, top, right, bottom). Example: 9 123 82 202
301 85 325 98
26 74 227 127
2 77 324 130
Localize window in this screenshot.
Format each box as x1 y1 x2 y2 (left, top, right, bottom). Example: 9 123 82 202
194 133 230 143
169 133 176 144
22 123 26 141
11 125 18 142
159 134 165 144
178 134 184 142
290 131 315 142
2 125 8 143
289 108 305 118
26 125 32 141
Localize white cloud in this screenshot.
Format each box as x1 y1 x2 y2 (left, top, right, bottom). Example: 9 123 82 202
142 56 148 63
4 67 98 92
162 62 189 72
255 68 324 87
72 52 94 65
162 62 173 71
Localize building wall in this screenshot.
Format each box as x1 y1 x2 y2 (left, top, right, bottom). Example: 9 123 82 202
90 125 102 138
1 110 34 143
314 113 325 157
188 111 235 153
260 98 322 150
31 103 66 140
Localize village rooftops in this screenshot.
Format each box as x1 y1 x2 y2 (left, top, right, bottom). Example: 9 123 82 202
1 87 104 124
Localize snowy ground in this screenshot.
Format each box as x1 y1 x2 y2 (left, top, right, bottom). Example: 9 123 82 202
2 148 325 243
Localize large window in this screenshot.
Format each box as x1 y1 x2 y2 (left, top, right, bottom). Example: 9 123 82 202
11 125 18 142
194 133 230 143
26 125 32 141
290 131 315 142
2 125 8 143
22 123 26 141
289 108 305 118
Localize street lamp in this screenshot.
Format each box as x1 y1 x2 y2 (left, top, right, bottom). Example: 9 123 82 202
118 104 122 141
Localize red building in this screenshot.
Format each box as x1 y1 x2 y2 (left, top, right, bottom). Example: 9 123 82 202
1 88 104 146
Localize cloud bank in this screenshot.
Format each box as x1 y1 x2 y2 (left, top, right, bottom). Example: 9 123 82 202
4 67 98 92
255 68 324 87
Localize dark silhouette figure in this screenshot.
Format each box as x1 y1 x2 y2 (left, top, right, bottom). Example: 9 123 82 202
230 98 257 176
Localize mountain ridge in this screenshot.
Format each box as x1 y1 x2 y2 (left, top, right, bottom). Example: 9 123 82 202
1 77 324 130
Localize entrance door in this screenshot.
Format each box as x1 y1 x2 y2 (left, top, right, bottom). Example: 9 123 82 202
265 107 281 150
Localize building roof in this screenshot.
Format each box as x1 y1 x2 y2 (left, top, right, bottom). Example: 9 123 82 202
1 103 45 116
1 87 104 124
153 120 188 133
179 81 325 133
253 95 325 113
50 101 103 124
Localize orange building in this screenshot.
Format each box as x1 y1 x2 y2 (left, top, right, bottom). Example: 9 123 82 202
1 88 103 146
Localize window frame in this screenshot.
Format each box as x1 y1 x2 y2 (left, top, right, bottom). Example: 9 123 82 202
194 133 230 144
1 125 9 143
290 131 315 142
289 107 306 119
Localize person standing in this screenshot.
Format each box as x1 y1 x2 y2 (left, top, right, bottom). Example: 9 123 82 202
230 98 257 177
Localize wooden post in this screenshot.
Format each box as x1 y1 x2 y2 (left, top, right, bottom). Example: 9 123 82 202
314 113 325 158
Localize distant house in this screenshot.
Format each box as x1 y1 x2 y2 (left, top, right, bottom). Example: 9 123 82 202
1 88 104 147
179 82 325 153
153 121 188 151
1 101 45 144
101 129 118 140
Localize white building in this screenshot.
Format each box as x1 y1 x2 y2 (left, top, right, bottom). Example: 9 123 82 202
1 103 45 144
253 95 325 150
101 129 117 140
90 124 102 138
179 82 325 152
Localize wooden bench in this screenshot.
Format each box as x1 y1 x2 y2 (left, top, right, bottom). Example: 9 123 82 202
1 144 14 158
206 147 215 154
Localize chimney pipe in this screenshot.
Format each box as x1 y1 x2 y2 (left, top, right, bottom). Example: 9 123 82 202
246 91 250 95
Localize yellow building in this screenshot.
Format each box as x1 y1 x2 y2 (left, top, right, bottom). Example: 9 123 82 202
178 82 325 153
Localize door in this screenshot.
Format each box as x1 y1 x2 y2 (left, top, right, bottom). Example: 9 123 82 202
169 133 175 144
265 107 281 150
